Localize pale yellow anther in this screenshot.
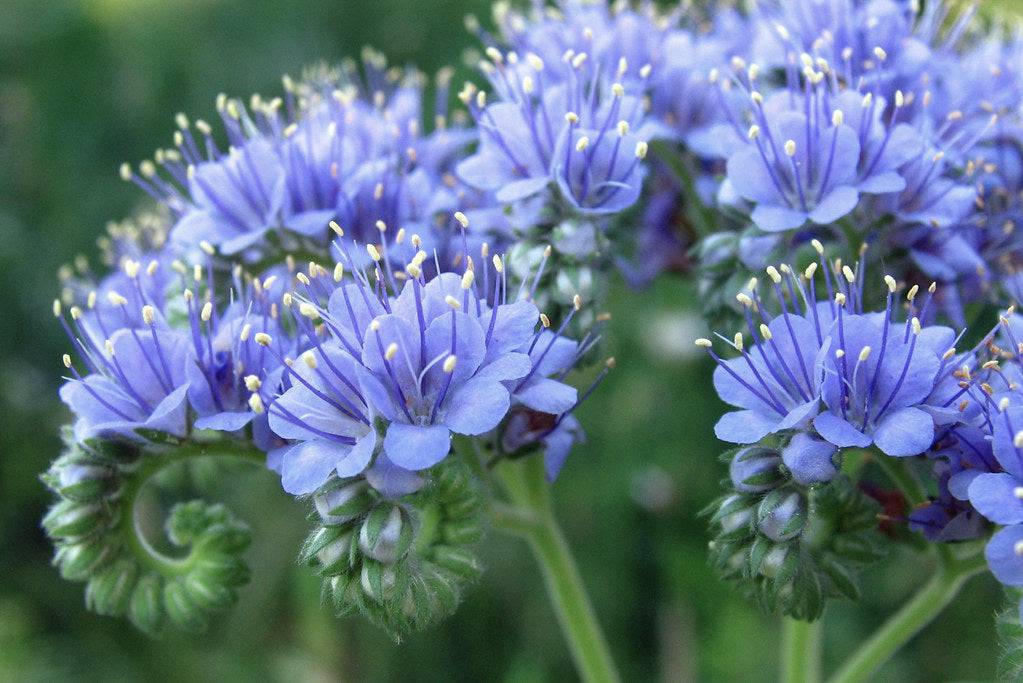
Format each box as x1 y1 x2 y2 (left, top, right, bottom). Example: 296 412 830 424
375 220 387 233
873 46 888 62
142 305 156 325
244 375 261 391
573 294 582 311
119 163 132 181
842 265 856 283
492 254 504 274
193 264 202 283
811 239 824 255
835 292 847 306
52 299 62 317
199 301 213 322
747 125 761 140
575 136 590 152
282 293 293 308
1001 397 1012 412
835 349 845 359
62 353 72 369
861 92 873 108
411 234 423 248
907 285 919 301
942 347 955 361
911 317 922 335
1015 485 1023 499
296 272 310 286
254 332 272 347
239 323 252 342
617 120 630 137
733 333 744 351
384 342 399 361
736 293 754 307
565 111 579 125
329 221 344 237
299 351 317 370
639 64 652 79
759 323 772 340
751 91 764 105
858 346 872 362
540 313 551 328
928 282 936 293
453 211 470 229
634 141 648 159
695 338 713 348
369 320 381 332
475 90 487 108
443 355 458 373
248 393 265 415
804 263 818 279
884 275 897 293
107 291 128 307
895 90 905 108
105 339 116 356
784 140 797 157
366 244 382 262
766 266 782 284
832 110 844 127
262 275 278 290
146 260 159 276
1016 539 1023 557
299 303 319 319
445 295 461 310
123 260 140 279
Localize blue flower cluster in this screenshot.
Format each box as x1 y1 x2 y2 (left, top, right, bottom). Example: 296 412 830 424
699 247 964 483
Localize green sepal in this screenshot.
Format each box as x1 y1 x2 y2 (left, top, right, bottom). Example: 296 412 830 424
128 573 164 635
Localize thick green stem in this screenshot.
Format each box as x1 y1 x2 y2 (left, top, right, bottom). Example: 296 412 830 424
827 553 987 683
781 617 822 683
492 457 621 683
120 438 266 575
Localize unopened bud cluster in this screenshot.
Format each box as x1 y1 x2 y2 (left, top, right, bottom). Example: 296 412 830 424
301 461 484 638
41 432 251 633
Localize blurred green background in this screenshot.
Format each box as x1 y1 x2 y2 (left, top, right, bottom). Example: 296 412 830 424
0 1 1012 680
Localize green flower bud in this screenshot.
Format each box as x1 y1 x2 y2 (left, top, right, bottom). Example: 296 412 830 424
163 579 208 632
360 560 400 603
85 559 138 616
128 573 164 635
43 499 110 541
54 538 118 581
315 480 373 525
359 505 413 564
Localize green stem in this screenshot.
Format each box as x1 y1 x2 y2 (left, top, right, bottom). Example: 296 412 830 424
781 617 822 683
120 438 265 575
491 457 621 683
827 552 987 683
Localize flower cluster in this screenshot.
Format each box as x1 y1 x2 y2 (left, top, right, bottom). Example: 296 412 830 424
39 0 1023 672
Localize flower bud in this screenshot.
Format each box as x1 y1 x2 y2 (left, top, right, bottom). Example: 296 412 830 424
758 492 805 542
729 447 783 493
315 480 373 526
85 559 138 616
359 505 413 564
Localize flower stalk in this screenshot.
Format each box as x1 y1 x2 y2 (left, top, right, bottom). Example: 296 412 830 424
491 456 620 683
781 617 823 683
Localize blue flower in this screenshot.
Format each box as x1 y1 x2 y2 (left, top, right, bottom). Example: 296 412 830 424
182 274 291 444
456 29 654 213
57 270 192 441
266 248 541 496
